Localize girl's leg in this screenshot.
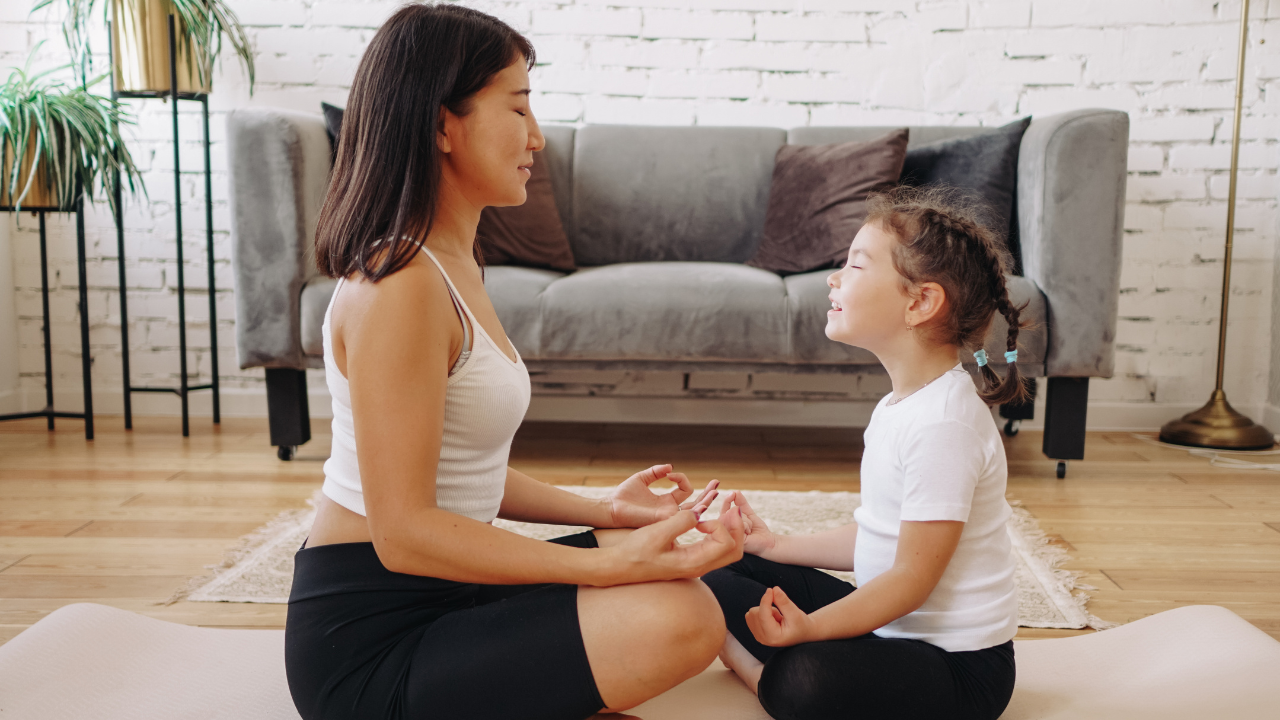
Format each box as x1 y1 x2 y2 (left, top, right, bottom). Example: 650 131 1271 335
702 554 855 665
757 635 1015 720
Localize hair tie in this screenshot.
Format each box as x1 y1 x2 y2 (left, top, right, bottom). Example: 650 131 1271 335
973 349 988 367
1005 350 1018 364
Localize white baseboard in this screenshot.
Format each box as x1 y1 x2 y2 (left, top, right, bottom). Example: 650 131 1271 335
7 385 1266 433
1263 403 1280 435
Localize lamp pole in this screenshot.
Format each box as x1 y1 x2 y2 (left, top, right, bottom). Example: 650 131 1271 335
1159 0 1274 450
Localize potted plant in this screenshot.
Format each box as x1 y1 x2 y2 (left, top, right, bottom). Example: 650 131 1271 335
34 0 255 94
0 53 143 213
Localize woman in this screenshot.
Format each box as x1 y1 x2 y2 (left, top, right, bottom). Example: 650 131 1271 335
283 5 745 720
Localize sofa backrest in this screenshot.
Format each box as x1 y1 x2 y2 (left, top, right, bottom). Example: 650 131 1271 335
546 124 1021 267
569 126 786 266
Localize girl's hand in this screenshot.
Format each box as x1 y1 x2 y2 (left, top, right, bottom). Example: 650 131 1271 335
745 587 818 648
722 491 779 557
604 504 745 585
605 464 720 528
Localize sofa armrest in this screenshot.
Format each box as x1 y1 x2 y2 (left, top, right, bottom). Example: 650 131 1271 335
227 108 332 370
1018 109 1129 378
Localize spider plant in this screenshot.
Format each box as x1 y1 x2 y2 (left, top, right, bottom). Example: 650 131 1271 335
33 0 255 92
0 51 144 214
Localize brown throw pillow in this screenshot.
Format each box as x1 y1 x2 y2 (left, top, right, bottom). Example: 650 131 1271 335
747 128 910 275
477 150 576 272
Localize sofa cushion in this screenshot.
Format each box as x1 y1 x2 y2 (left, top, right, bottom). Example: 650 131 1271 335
900 117 1032 272
483 265 564 357
538 263 789 362
477 147 576 273
571 126 786 265
783 270 1047 371
748 128 909 275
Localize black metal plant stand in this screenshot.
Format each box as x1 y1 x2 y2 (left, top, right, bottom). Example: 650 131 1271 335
110 14 220 437
0 199 95 440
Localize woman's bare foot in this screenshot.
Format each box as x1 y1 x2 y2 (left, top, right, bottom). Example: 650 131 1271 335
718 631 764 694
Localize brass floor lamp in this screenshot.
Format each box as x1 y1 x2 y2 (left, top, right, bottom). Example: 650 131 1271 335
1159 0 1275 450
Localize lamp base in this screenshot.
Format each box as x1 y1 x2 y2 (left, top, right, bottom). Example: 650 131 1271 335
1159 389 1275 450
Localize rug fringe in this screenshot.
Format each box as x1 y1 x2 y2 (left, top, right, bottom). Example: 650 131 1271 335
1007 501 1117 630
157 492 321 606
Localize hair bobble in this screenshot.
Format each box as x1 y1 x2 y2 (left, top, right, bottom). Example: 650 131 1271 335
973 349 988 367
1005 350 1018 364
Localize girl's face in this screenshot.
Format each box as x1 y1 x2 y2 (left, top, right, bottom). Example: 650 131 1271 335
438 56 545 209
825 221 913 352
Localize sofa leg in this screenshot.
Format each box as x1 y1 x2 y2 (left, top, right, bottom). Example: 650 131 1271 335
1042 377 1089 476
266 368 311 459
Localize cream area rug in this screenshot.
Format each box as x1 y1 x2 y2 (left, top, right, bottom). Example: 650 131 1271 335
171 487 1111 630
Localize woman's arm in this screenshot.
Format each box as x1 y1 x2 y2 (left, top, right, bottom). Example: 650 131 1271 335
342 258 741 587
746 520 964 645
499 465 721 529
497 467 613 527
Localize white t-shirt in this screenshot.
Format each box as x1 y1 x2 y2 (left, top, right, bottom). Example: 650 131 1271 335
853 365 1018 652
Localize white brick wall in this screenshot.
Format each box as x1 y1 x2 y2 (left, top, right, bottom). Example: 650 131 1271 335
2 0 1278 428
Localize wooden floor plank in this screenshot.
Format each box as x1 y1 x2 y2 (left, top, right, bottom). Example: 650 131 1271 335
1 416 1278 648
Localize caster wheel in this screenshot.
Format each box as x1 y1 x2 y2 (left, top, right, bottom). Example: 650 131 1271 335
277 445 296 461
1056 461 1067 479
1003 419 1020 437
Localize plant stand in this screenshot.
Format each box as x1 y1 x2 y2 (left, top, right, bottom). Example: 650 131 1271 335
0 201 95 440
110 14 219 437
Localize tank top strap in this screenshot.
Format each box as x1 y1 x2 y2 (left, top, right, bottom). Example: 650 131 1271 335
419 246 474 376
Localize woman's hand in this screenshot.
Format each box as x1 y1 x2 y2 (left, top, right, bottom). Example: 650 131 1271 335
604 464 720 529
722 491 779 557
601 504 745 585
745 587 818 648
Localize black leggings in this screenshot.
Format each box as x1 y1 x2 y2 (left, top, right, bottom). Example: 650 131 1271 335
703 554 1016 720
284 531 605 720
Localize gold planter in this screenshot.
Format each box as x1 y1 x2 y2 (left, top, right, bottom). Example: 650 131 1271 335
1 136 60 210
112 0 211 95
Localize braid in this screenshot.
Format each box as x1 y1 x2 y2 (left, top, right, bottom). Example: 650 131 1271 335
975 236 1030 405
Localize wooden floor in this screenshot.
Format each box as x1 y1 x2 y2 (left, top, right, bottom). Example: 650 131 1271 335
1 415 1278 647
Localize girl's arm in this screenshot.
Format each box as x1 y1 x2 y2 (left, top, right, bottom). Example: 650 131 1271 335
344 259 743 587
730 492 856 571
756 524 859 571
747 520 964 645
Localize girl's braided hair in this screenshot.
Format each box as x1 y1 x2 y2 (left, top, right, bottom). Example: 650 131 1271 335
866 186 1032 406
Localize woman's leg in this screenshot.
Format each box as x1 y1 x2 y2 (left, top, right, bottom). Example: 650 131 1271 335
471 529 728 714
579 577 726 712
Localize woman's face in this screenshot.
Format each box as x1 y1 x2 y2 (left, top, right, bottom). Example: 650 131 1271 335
438 56 545 209
825 221 913 352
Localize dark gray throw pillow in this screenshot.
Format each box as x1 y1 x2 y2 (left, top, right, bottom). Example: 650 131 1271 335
318 102 575 273
747 128 910 276
899 117 1031 272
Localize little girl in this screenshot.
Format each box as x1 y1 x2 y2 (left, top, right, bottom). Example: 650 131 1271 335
705 187 1026 720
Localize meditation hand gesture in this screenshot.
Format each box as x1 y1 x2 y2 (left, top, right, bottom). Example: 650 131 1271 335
607 502 745 584
723 492 779 556
746 587 818 648
605 464 720 528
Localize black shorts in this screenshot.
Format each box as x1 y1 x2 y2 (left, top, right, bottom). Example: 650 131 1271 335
284 531 605 720
703 553 1016 720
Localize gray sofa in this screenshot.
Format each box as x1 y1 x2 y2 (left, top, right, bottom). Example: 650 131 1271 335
228 108 1128 474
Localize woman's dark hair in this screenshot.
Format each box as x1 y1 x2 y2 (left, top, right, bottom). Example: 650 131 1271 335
315 3 535 281
866 186 1032 406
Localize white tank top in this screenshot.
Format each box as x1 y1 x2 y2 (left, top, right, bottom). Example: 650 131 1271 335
320 246 532 522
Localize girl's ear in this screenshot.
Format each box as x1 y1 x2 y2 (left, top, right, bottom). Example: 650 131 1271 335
906 281 947 328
